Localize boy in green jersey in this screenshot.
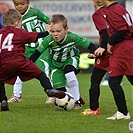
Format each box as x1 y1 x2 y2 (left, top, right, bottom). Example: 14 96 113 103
8 0 52 103
30 14 97 109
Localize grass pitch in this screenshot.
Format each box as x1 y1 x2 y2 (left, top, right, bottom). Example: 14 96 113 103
0 73 132 133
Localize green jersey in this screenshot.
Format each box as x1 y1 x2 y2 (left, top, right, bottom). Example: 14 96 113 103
37 31 92 88
22 6 50 57
37 31 92 63
21 6 50 73
22 7 50 32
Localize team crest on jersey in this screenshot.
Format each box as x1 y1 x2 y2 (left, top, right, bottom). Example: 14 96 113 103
96 59 101 65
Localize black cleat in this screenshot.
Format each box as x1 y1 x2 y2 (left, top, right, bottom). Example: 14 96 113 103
46 89 66 99
1 100 9 111
79 96 85 105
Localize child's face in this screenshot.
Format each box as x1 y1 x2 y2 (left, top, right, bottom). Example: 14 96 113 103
13 0 29 15
50 22 68 42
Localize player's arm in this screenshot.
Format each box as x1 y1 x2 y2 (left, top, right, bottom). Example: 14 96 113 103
87 43 97 54
108 30 127 45
87 43 97 58
74 32 96 53
35 31 49 42
94 29 109 56
37 9 50 24
101 29 109 49
29 50 41 62
35 24 51 42
107 30 127 54
29 38 49 62
74 33 97 57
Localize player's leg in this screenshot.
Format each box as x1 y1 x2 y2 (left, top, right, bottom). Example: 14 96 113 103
0 82 9 111
35 55 54 103
19 58 66 99
63 56 84 109
81 67 106 115
64 64 84 109
64 65 80 101
8 76 22 103
51 68 83 105
100 72 109 86
36 72 66 99
89 67 106 114
126 75 133 85
107 75 130 120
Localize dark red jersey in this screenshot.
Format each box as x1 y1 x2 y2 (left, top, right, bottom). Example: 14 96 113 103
92 7 110 71
106 3 133 76
106 3 133 39
0 26 42 84
0 26 38 54
92 7 107 44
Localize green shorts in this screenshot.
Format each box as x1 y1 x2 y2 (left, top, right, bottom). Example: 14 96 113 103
50 56 79 88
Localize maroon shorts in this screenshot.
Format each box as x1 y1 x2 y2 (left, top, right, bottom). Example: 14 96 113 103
0 54 42 85
95 52 110 71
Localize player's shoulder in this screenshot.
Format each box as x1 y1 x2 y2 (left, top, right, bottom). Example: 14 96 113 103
67 31 81 41
93 7 106 16
29 6 43 14
67 31 76 38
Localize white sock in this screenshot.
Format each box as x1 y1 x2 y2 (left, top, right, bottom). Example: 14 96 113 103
65 72 80 101
13 76 22 97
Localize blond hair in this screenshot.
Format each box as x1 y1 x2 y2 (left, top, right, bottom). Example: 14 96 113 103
50 14 68 29
2 8 21 27
92 0 104 7
12 0 29 3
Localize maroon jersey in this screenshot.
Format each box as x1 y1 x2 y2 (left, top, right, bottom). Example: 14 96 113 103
92 7 110 71
106 3 133 76
0 26 42 84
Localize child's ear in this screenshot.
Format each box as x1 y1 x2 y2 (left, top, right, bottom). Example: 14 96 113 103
66 26 68 31
14 20 19 27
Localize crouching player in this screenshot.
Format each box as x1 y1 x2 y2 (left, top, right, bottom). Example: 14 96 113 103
30 14 97 109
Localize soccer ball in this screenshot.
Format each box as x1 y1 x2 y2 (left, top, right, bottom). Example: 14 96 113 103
55 92 75 110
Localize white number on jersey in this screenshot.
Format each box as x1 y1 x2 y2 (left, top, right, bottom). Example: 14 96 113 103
123 13 132 27
0 33 14 53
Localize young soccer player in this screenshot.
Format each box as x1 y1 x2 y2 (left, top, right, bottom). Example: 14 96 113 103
0 9 65 111
101 0 133 120
8 0 52 103
81 0 110 115
30 14 97 109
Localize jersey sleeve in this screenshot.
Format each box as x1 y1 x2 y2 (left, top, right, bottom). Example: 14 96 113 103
108 10 127 31
37 9 50 24
92 12 107 32
73 33 92 49
37 36 49 53
21 29 38 44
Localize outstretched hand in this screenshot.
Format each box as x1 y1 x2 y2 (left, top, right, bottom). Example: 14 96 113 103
107 44 112 54
88 53 96 59
94 47 105 56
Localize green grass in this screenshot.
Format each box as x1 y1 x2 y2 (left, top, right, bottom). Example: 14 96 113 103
0 73 133 133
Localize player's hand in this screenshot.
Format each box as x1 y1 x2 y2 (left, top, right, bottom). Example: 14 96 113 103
107 43 112 54
87 53 96 59
94 47 105 56
46 25 52 33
